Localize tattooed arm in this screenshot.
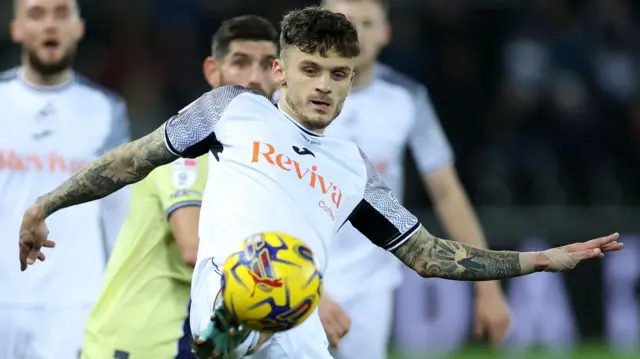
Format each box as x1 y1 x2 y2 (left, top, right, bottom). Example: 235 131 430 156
20 88 251 271
350 149 622 281
35 125 177 217
393 225 538 280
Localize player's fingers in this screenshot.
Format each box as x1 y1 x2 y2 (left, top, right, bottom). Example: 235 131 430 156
43 240 56 248
489 320 510 346
27 250 39 265
473 319 485 338
19 241 32 267
37 252 46 261
322 319 341 346
337 322 349 339
572 248 601 261
587 233 620 248
601 242 623 252
19 245 28 271
335 312 351 331
320 316 335 331
328 331 341 348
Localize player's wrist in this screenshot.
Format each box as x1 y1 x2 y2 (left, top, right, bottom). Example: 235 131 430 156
26 202 48 220
518 251 543 274
474 280 502 296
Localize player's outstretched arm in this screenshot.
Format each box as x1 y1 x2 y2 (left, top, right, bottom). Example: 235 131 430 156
33 125 176 217
393 225 622 280
19 125 177 271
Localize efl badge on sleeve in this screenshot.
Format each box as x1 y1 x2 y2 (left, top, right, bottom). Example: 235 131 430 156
172 158 198 189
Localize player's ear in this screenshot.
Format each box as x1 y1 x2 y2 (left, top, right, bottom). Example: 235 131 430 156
203 57 221 88
381 21 391 46
272 59 286 86
10 19 23 43
75 18 86 41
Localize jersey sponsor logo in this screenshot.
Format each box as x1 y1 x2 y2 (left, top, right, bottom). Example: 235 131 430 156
251 141 343 213
317 200 336 221
0 149 87 174
172 158 198 189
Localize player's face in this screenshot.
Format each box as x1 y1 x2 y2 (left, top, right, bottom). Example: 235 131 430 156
273 48 355 132
327 0 389 69
10 0 84 75
204 40 279 98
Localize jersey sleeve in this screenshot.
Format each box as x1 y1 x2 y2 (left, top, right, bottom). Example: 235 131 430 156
163 85 251 158
348 149 421 251
407 85 454 175
149 156 208 218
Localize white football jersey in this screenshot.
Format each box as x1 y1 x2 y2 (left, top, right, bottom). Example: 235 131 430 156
0 67 131 305
163 85 420 285
322 64 454 300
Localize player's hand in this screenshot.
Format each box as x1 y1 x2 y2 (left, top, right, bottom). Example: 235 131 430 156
19 204 56 271
473 282 512 347
318 294 351 348
535 233 623 272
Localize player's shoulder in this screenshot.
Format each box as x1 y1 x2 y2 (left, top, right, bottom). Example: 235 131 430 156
74 72 126 107
0 67 19 84
206 85 267 101
195 85 272 114
375 62 426 96
0 68 19 92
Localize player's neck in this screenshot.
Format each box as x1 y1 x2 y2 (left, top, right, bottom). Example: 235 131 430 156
277 96 325 135
22 64 72 87
353 63 375 90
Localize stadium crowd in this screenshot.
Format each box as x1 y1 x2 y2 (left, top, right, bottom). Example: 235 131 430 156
1 0 639 359
2 0 638 207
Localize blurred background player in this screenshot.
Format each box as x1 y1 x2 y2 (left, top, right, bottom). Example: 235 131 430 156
80 15 279 359
0 0 130 358
319 0 512 357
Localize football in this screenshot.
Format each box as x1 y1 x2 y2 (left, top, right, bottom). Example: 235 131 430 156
220 232 323 332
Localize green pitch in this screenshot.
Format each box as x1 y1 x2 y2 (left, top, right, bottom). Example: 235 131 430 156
389 343 640 359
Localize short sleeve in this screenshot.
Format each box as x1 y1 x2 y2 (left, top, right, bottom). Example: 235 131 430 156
163 85 254 159
348 149 420 251
407 85 454 174
150 156 208 218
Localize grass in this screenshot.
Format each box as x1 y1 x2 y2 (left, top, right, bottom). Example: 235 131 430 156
388 343 640 359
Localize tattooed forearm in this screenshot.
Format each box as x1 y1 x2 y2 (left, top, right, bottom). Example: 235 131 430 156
393 226 522 281
35 126 177 217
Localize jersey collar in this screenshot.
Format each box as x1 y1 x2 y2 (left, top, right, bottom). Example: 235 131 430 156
275 103 324 138
17 67 76 92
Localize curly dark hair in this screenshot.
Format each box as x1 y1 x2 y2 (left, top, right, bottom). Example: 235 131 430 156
212 15 279 58
279 6 360 58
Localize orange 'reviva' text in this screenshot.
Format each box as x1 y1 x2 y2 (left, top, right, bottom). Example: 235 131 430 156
251 141 342 208
0 149 87 174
